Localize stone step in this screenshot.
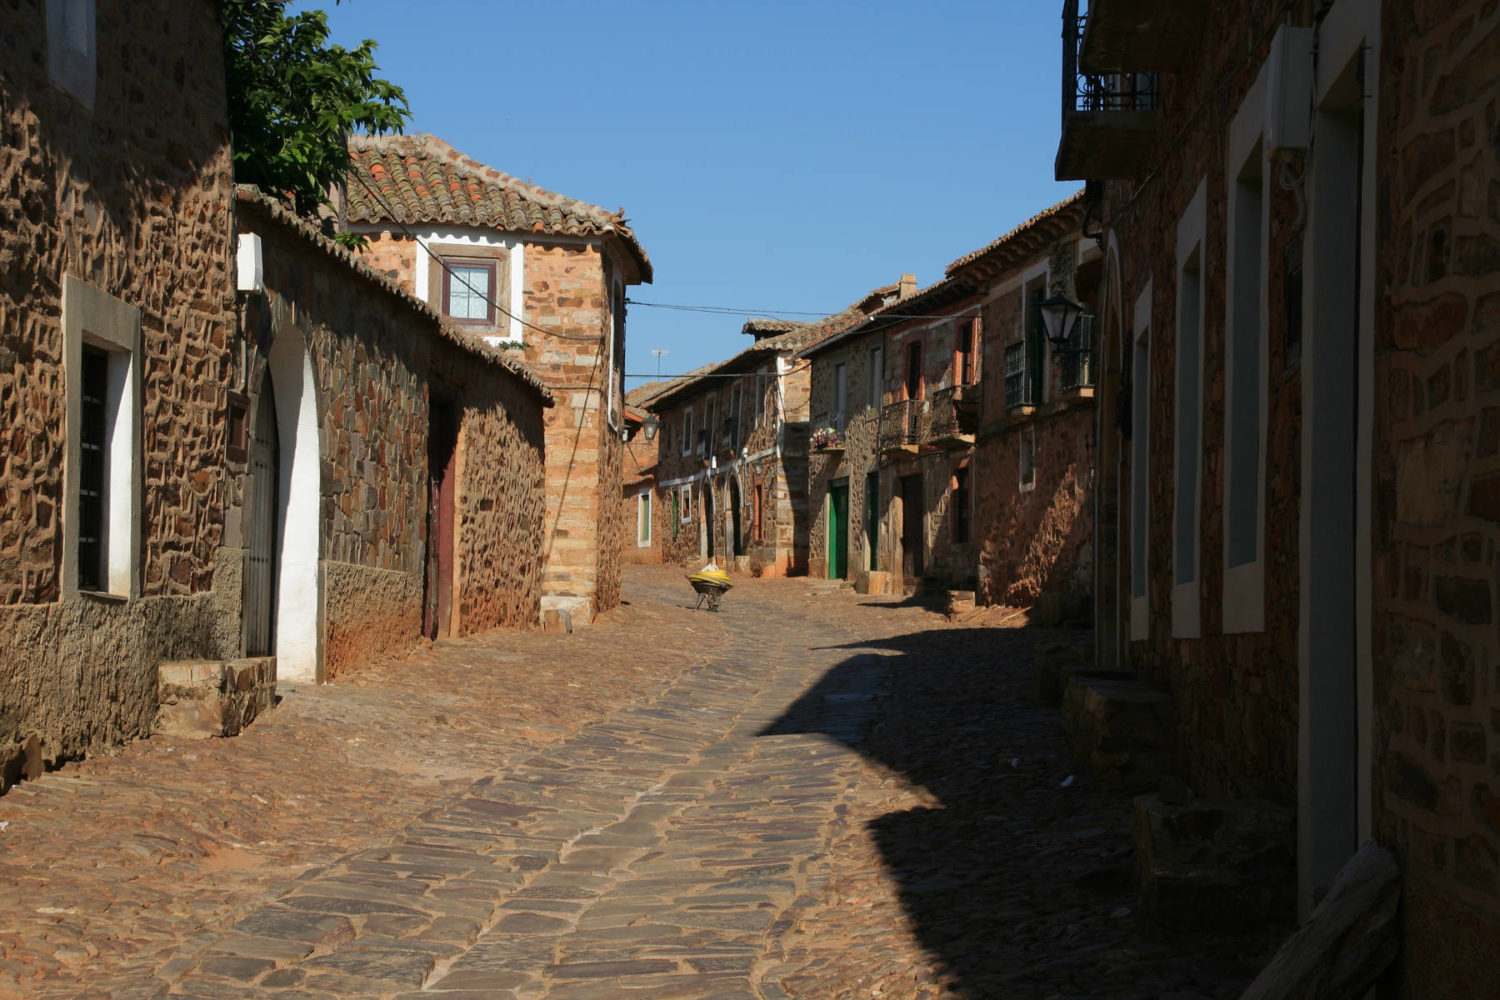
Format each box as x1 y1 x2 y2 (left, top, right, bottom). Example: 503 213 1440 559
1134 793 1296 932
155 657 276 739
853 570 892 595
1061 678 1176 790
1032 640 1108 706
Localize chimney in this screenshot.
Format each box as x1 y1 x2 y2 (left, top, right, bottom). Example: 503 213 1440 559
899 273 917 299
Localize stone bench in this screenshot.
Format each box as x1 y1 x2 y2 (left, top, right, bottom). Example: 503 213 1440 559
1134 793 1296 932
154 657 276 739
1061 678 1175 789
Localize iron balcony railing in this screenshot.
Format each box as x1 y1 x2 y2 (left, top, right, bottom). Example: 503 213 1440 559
878 398 928 452
1062 0 1159 116
928 385 979 441
1005 341 1033 408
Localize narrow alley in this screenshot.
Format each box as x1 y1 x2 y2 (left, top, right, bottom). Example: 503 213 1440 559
0 568 1282 1000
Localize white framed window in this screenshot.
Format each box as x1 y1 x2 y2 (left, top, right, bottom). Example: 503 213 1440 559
1130 282 1152 642
47 0 95 110
681 407 693 456
679 483 693 523
867 343 883 408
1018 424 1036 492
1173 182 1207 639
1223 63 1271 635
637 488 652 546
63 275 141 599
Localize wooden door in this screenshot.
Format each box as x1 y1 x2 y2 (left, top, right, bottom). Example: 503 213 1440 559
244 376 279 656
900 475 924 580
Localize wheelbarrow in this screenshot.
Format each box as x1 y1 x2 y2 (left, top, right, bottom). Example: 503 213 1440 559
686 569 733 612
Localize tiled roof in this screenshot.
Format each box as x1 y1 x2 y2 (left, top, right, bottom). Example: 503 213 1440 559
945 190 1086 280
800 275 977 359
234 186 553 405
345 133 652 282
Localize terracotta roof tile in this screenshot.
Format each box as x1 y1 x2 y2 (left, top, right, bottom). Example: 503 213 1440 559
945 190 1086 278
345 133 651 282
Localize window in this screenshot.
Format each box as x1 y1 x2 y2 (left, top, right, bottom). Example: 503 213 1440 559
1025 280 1047 405
442 258 497 324
671 487 680 538
904 341 924 400
1224 129 1268 633
1005 341 1031 408
1019 425 1036 492
1130 284 1152 641
867 344 883 408
951 466 971 544
954 318 979 386
63 275 140 598
753 372 766 428
47 0 95 110
833 362 847 430
637 489 652 547
1173 182 1207 639
681 407 693 456
680 484 693 522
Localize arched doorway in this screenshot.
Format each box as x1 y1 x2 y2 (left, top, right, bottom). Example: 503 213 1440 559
244 371 279 657
267 332 321 683
702 480 716 561
729 477 744 557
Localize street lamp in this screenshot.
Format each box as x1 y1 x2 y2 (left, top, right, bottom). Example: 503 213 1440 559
641 414 660 442
1038 291 1088 356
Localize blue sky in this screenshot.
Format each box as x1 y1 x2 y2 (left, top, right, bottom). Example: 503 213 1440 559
304 0 1078 388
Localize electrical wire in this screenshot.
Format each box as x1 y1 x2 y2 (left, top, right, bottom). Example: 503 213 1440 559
627 298 983 324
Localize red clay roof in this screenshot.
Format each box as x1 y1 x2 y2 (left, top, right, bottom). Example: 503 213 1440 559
345 133 651 282
944 190 1085 280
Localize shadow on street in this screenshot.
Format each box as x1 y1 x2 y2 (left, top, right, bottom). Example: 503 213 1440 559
760 622 1278 1000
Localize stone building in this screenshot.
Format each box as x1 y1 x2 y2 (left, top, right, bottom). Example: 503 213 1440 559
646 285 905 576
801 277 980 589
948 196 1097 614
801 199 1095 611
0 0 243 785
620 403 660 566
234 190 551 683
1059 0 1500 989
344 134 652 625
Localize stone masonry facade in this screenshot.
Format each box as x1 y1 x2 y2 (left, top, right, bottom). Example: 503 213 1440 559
1371 0 1500 993
236 194 550 680
0 0 240 780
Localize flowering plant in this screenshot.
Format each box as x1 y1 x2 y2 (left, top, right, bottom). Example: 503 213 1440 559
811 427 847 448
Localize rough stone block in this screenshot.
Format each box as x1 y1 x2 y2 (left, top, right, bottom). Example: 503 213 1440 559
1062 678 1176 789
854 571 890 595
1032 640 1101 705
1133 794 1295 932
155 656 276 739
542 609 574 634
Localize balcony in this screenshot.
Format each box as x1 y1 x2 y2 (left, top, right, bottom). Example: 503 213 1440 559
878 399 926 457
928 385 979 450
1078 0 1205 73
1055 0 1162 181
721 416 740 453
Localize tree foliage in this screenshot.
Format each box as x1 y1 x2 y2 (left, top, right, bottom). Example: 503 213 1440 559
222 0 409 220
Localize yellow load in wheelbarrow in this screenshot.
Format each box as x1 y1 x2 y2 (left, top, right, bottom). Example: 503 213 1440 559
686 568 733 611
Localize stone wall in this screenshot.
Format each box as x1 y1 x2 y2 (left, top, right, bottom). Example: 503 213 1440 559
0 0 239 779
1371 0 1500 991
360 230 623 623
806 334 882 579
237 198 549 679
1097 1 1307 806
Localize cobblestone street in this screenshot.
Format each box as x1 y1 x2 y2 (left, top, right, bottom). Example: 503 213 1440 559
0 567 1283 1000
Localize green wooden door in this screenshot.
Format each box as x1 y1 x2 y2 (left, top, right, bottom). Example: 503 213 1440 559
829 480 849 579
